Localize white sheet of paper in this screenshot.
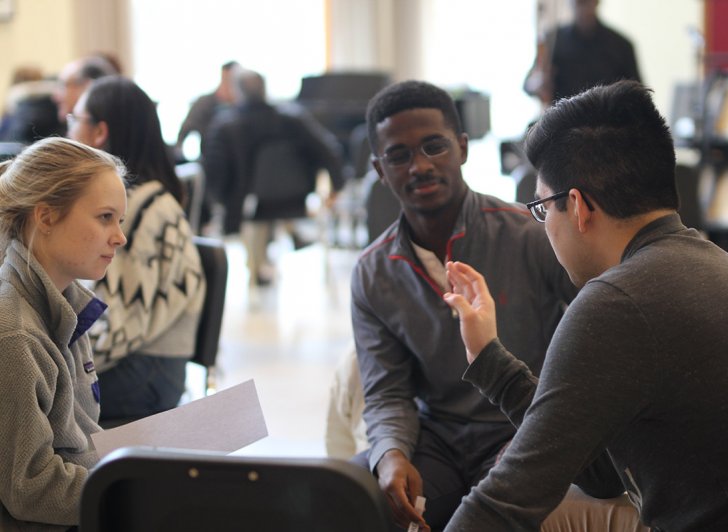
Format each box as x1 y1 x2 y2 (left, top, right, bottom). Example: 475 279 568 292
91 379 268 458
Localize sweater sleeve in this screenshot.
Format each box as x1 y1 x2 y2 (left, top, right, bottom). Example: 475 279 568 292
446 282 653 531
176 94 215 147
89 190 205 371
462 339 538 426
0 333 88 526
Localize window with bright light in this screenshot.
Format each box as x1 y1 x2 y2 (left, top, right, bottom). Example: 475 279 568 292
130 0 327 144
129 0 541 201
421 0 541 199
425 0 541 140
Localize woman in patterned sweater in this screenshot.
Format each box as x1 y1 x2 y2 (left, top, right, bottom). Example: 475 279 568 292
68 76 206 422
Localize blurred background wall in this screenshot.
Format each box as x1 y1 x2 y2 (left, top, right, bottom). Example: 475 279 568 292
0 0 707 204
0 0 702 116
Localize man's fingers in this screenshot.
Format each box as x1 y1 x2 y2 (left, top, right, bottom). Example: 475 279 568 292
443 292 467 316
446 260 467 289
401 499 426 528
449 261 495 303
388 491 418 528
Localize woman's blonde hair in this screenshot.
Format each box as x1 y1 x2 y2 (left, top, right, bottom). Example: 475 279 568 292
0 137 126 250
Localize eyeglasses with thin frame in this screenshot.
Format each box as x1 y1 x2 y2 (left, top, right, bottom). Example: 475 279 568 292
378 136 452 169
526 189 595 222
66 113 95 128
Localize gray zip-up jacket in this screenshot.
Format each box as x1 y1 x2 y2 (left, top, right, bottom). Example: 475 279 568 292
351 189 577 470
0 240 104 530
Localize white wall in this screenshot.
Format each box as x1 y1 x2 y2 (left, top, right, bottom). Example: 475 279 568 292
0 0 76 98
600 0 703 118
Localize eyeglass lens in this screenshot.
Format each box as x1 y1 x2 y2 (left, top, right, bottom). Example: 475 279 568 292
532 203 547 221
383 137 451 167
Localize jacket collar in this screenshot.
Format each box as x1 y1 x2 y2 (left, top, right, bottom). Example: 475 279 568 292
389 188 476 259
621 213 687 263
2 240 106 348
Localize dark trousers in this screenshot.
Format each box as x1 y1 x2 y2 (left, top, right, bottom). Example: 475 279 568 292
98 354 187 421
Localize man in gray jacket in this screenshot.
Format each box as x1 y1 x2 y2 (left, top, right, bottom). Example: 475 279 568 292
444 80 728 531
350 80 581 530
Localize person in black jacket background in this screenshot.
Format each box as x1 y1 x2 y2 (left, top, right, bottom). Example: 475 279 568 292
203 69 344 285
524 0 641 106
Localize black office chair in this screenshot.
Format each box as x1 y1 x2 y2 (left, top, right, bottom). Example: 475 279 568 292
80 447 391 532
191 236 228 395
363 170 401 245
176 161 206 233
674 162 704 231
513 163 538 205
0 141 25 162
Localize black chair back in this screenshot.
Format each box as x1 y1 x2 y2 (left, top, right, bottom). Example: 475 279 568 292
80 447 391 532
363 170 401 245
192 236 228 393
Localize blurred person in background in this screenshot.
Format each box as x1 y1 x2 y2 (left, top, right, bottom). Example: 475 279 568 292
0 65 63 144
204 68 344 286
53 54 118 131
176 60 242 160
524 0 640 106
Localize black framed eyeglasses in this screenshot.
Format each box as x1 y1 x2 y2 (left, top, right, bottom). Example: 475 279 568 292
378 137 452 168
526 190 594 222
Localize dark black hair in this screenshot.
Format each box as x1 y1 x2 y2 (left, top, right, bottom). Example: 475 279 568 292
365 80 463 154
524 80 678 218
83 76 185 204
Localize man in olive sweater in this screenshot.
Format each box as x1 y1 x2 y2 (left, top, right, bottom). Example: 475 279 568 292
444 81 728 531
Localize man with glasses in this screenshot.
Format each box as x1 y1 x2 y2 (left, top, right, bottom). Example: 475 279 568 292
443 80 728 530
53 55 117 131
350 80 581 530
527 190 595 223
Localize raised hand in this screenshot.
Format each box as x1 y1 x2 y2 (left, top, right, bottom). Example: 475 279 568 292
443 261 498 364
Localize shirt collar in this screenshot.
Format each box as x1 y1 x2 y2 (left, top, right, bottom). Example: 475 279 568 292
70 297 107 346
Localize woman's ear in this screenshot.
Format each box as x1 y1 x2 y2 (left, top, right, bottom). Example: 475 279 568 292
33 203 59 234
90 120 110 149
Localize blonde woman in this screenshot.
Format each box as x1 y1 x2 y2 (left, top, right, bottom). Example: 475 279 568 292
0 137 127 530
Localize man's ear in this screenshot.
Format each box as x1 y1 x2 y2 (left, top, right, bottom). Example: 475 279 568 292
372 157 387 185
458 132 469 164
570 188 593 233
